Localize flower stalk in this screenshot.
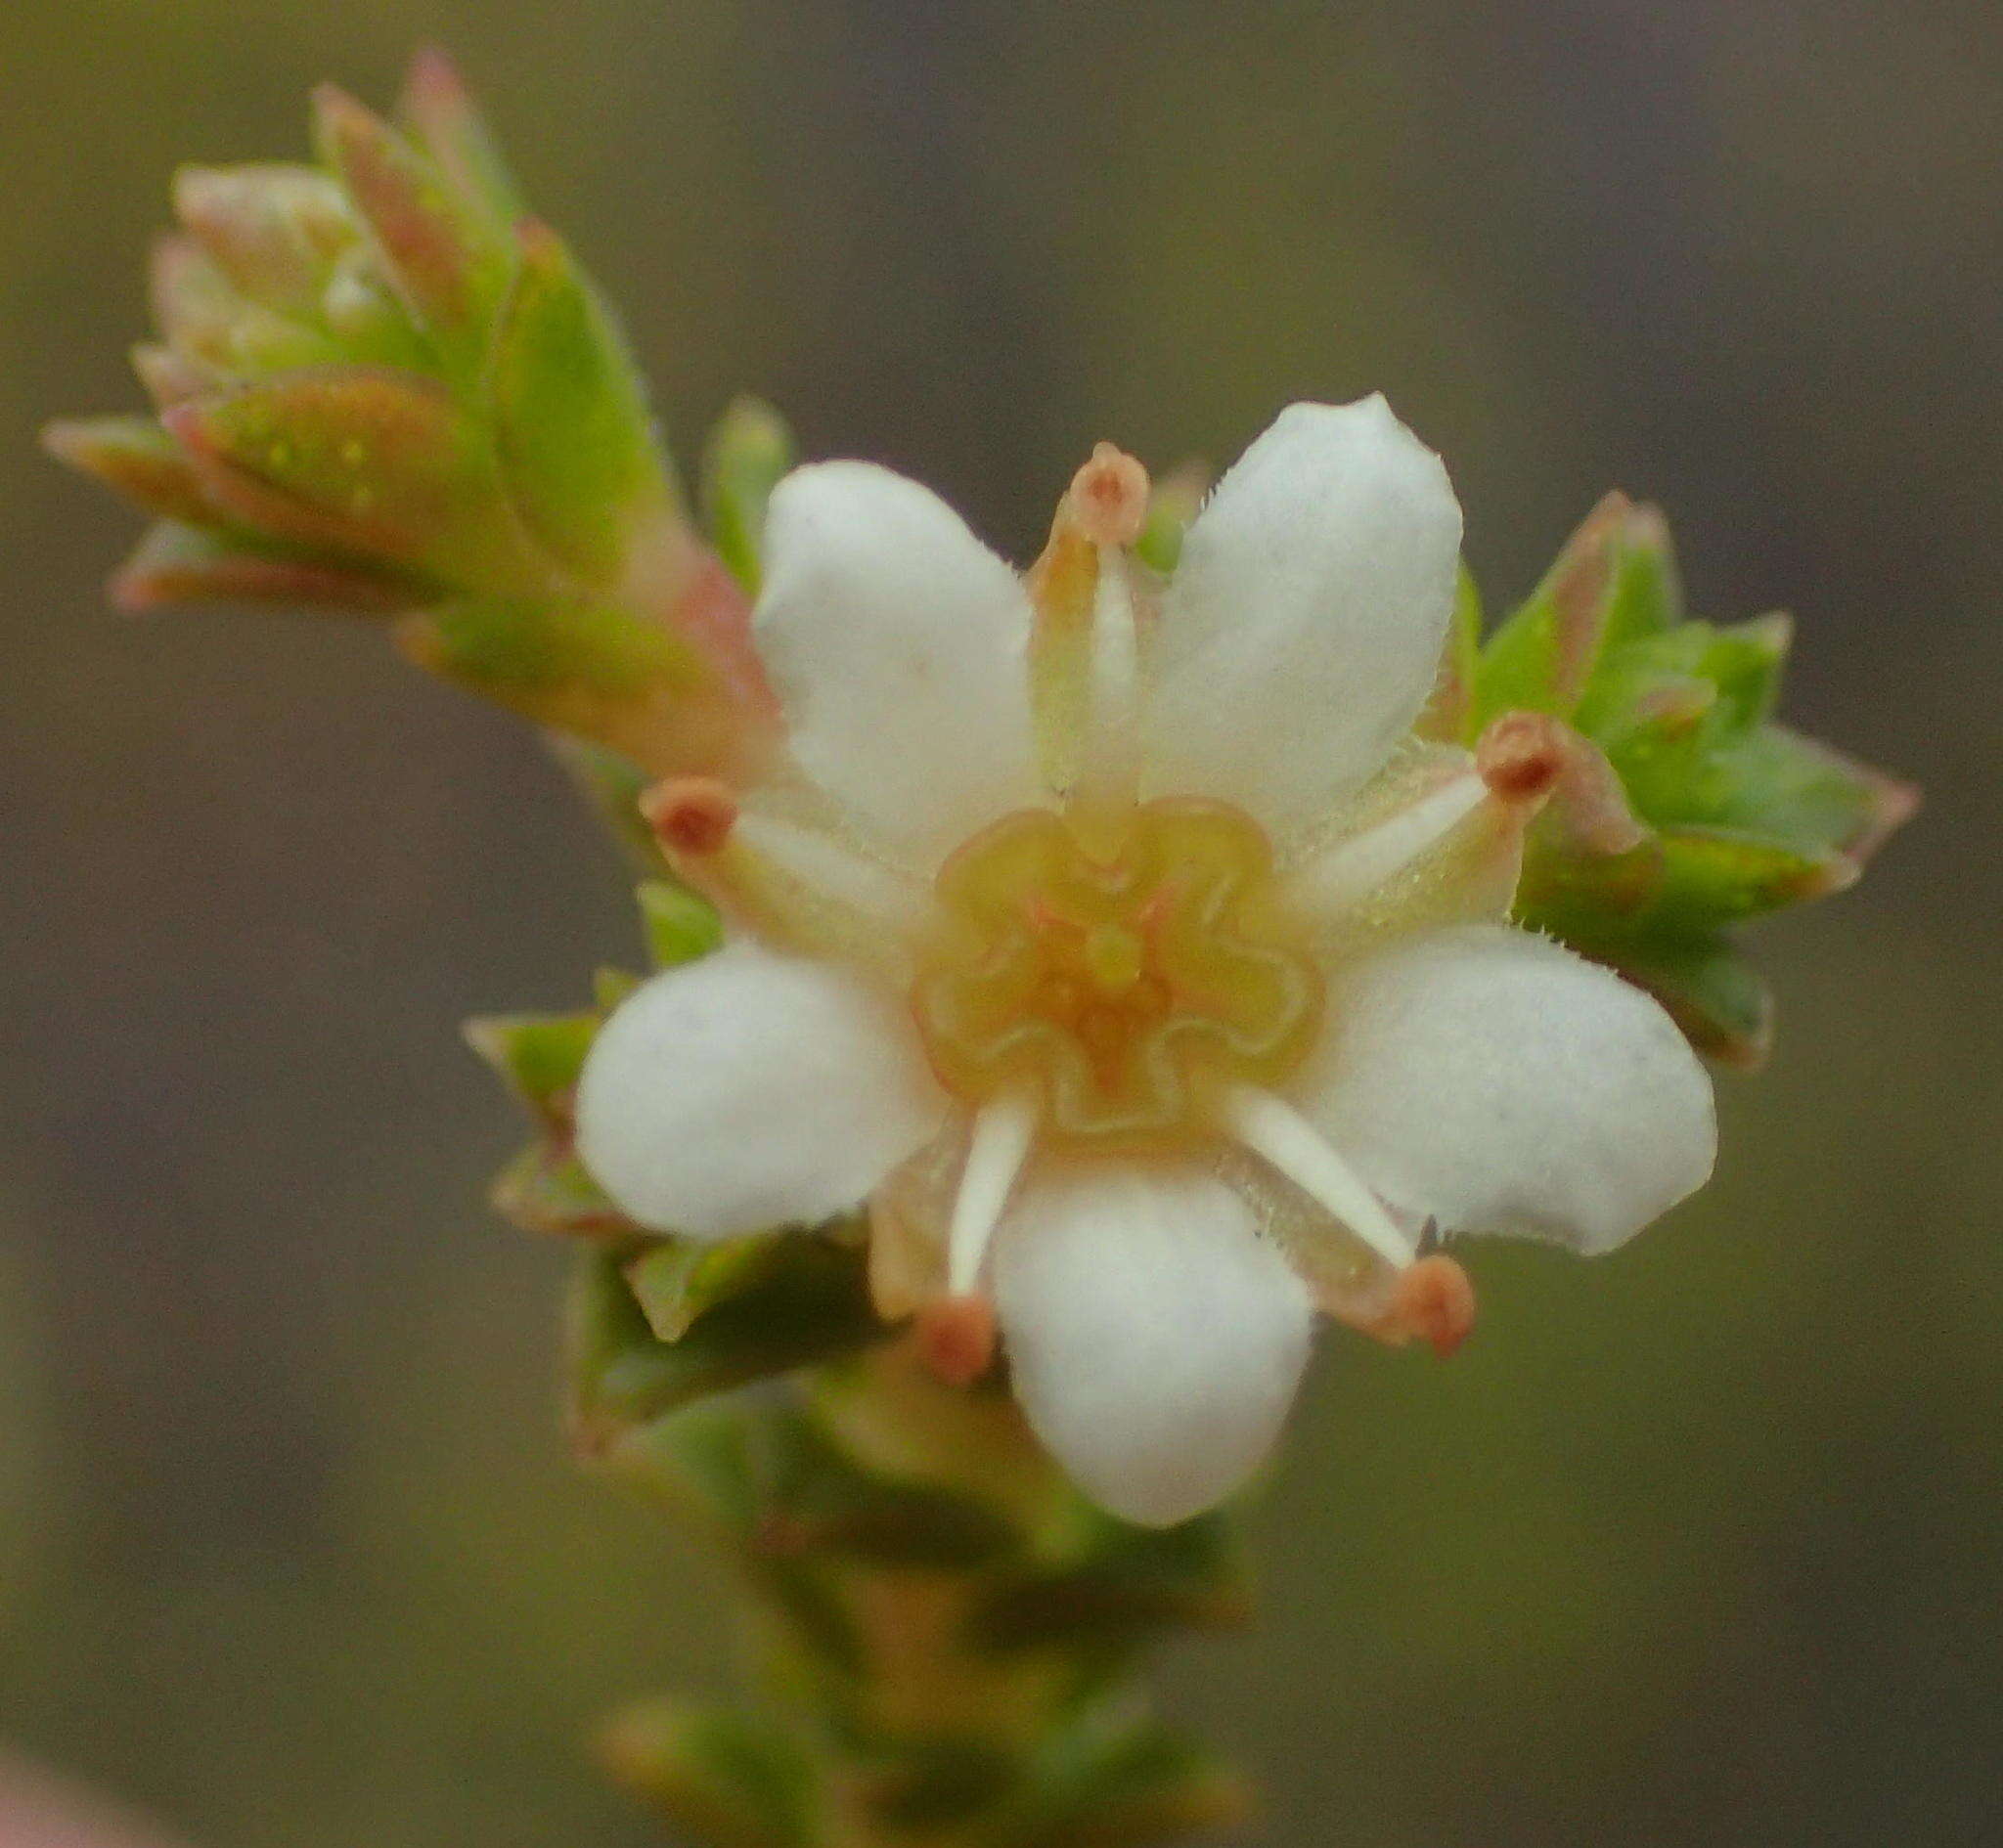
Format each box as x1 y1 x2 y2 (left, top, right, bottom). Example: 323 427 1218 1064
45 52 1914 1848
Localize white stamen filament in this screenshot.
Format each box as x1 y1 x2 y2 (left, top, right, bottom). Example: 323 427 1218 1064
1291 771 1487 917
947 1090 1039 1292
731 812 930 936
1076 547 1144 816
1219 1084 1415 1270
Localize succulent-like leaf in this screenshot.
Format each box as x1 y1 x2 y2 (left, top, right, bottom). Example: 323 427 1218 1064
639 879 725 967
464 1008 601 1128
1002 1709 1250 1848
600 1699 820 1848
1691 723 1918 863
164 368 547 593
1648 824 1855 931
569 1242 885 1442
397 47 526 230
1417 562 1484 742
110 520 416 615
312 84 513 362
1132 459 1207 576
150 234 341 374
491 1142 634 1241
398 594 754 776
43 417 221 528
701 397 797 594
1596 932 1776 1070
491 221 680 587
171 163 356 316
1474 491 1632 724
971 1511 1251 1653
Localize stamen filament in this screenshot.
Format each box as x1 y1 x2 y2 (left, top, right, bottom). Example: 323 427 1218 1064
1291 771 1487 916
670 807 929 970
731 814 926 932
1070 550 1145 843
1218 1084 1415 1270
947 1090 1039 1292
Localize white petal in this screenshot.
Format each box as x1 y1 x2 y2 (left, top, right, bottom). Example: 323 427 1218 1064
755 462 1040 858
1150 398 1462 831
1297 925 1715 1254
574 943 943 1241
993 1163 1313 1526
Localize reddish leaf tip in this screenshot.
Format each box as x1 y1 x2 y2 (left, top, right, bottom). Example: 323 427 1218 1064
405 43 469 105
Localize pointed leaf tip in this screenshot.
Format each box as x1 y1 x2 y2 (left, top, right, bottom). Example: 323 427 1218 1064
110 521 415 615
42 417 217 527
398 45 526 227
314 81 510 350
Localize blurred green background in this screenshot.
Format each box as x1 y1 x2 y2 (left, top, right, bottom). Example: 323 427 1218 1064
2 2 1998 1844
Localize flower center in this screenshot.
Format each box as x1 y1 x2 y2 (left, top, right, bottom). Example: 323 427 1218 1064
912 799 1322 1148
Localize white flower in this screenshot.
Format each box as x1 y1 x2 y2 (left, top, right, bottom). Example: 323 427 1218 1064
574 399 1716 1526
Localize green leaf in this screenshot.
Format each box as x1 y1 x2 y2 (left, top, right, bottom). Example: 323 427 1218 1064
491 221 678 587
569 1239 885 1438
594 965 645 1011
1595 933 1775 1070
108 521 417 615
639 879 724 967
759 1407 1022 1569
701 397 798 594
1647 824 1854 932
626 1233 798 1343
1597 501 1684 650
1132 461 1207 577
1003 1710 1249 1848
172 163 357 316
463 1009 600 1127
1416 561 1484 742
1696 724 1919 862
43 416 224 528
312 85 513 361
396 594 724 772
490 1141 633 1240
164 368 545 594
971 1510 1251 1653
600 1698 820 1848
396 48 526 231
1475 492 1630 725
1576 618 1794 825
546 735 674 875
149 235 345 375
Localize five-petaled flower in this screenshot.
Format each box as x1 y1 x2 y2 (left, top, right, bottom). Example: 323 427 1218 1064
575 399 1716 1526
